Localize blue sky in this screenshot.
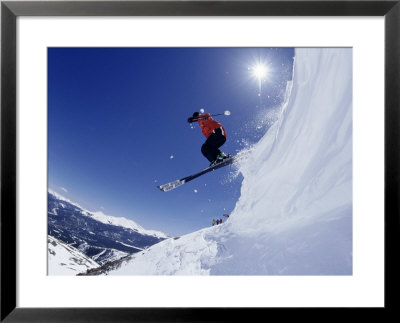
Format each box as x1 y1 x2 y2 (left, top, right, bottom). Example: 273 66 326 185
48 47 294 236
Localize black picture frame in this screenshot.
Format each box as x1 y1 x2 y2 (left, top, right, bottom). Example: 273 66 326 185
1 1 399 321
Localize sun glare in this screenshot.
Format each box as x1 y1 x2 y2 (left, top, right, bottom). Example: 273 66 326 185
252 64 269 80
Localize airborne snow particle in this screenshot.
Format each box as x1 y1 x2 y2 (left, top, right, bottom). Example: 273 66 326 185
194 189 198 193
170 155 174 159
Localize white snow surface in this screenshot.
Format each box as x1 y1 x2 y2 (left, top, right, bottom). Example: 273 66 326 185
91 248 130 265
48 235 100 275
107 48 353 275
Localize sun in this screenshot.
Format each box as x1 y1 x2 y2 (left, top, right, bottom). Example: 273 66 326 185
252 63 269 80
248 60 272 102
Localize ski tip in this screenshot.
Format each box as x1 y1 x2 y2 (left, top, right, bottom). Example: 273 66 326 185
157 185 167 192
157 179 185 192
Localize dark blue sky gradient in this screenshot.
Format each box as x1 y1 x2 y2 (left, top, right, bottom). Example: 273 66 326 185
48 47 294 236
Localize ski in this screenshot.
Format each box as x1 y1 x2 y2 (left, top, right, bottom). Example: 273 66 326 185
157 155 237 192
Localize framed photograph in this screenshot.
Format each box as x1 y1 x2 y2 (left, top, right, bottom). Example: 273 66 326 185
1 0 399 321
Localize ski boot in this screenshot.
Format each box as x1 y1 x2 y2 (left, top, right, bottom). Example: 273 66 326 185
209 152 229 167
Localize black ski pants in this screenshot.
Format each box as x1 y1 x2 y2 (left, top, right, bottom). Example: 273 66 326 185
201 127 226 163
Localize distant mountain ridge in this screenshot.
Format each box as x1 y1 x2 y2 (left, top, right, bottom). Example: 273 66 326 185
48 190 168 270
49 189 168 238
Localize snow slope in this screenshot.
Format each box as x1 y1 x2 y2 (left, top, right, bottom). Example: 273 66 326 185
105 48 353 275
48 235 100 275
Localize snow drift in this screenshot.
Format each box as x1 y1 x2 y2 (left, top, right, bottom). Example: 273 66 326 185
48 235 100 275
105 48 353 275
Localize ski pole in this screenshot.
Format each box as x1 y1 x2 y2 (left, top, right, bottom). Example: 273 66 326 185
189 110 231 123
199 109 231 117
210 110 231 117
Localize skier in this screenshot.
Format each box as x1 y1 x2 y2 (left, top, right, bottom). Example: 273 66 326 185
187 111 229 166
212 219 216 226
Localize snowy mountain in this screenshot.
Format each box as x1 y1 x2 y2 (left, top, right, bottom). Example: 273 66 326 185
100 48 353 275
48 235 100 275
48 191 168 267
49 189 168 238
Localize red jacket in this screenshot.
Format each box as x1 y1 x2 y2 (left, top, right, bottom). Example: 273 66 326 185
198 113 227 139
